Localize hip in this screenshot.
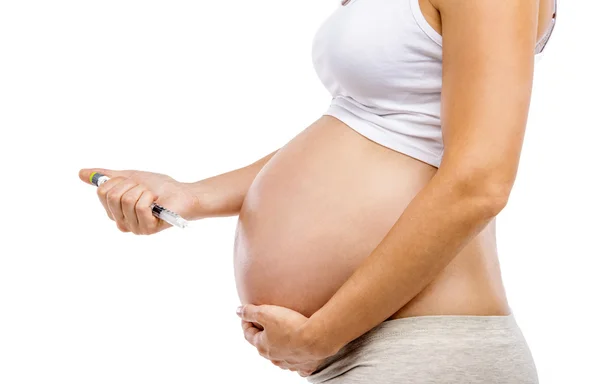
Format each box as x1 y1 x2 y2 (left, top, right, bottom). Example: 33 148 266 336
307 312 538 384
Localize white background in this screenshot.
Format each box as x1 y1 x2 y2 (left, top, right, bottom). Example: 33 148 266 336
0 0 598 383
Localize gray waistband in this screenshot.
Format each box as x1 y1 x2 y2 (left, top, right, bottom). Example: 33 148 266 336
307 313 538 384
321 313 520 361
365 313 518 337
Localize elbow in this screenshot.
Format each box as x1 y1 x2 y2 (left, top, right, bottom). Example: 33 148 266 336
448 167 514 219
475 182 511 218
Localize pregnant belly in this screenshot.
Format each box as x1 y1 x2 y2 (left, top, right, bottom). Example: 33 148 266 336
233 116 509 318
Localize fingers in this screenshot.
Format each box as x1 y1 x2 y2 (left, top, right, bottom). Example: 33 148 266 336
136 190 160 234
241 319 271 360
96 176 160 234
290 361 320 377
238 305 268 358
97 176 125 221
237 304 265 325
239 318 319 377
242 320 261 346
270 359 317 377
270 359 298 371
121 185 145 234
271 360 295 370
241 320 254 332
105 178 138 230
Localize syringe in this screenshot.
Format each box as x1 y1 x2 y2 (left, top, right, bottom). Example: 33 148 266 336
89 172 189 229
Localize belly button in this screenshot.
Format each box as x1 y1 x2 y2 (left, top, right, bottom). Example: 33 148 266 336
341 0 350 5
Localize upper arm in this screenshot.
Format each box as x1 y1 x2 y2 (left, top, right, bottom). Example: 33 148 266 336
435 0 539 190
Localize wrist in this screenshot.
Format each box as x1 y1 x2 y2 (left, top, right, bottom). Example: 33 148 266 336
297 315 343 360
182 180 216 220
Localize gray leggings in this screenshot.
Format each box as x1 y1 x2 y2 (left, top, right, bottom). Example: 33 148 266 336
306 313 538 384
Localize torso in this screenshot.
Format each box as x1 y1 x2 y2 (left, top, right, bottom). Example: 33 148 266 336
232 0 555 321
234 116 509 320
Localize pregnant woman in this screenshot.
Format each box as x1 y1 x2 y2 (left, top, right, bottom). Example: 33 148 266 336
79 0 556 382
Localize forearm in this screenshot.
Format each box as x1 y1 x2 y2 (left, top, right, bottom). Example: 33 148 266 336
301 169 508 357
185 149 279 219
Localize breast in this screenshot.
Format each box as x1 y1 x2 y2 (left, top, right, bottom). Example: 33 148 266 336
233 116 437 317
311 0 442 108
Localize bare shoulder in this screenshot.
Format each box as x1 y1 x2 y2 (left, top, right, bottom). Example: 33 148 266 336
429 0 555 44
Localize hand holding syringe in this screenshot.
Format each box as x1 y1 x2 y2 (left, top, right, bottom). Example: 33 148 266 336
91 172 188 228
80 168 193 233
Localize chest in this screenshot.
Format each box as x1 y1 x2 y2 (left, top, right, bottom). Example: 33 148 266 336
311 0 442 98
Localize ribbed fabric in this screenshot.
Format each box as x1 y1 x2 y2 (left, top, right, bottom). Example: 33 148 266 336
307 313 539 384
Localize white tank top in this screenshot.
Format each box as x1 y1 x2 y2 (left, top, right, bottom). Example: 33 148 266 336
312 0 556 167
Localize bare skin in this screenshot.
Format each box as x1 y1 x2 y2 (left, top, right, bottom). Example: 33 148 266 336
419 0 555 40
79 0 555 377
236 0 556 376
234 0 556 323
233 115 509 321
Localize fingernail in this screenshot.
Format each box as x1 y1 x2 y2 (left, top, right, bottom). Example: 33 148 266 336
236 306 242 317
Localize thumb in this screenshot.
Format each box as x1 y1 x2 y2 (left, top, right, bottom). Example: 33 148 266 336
78 168 130 185
236 304 267 325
